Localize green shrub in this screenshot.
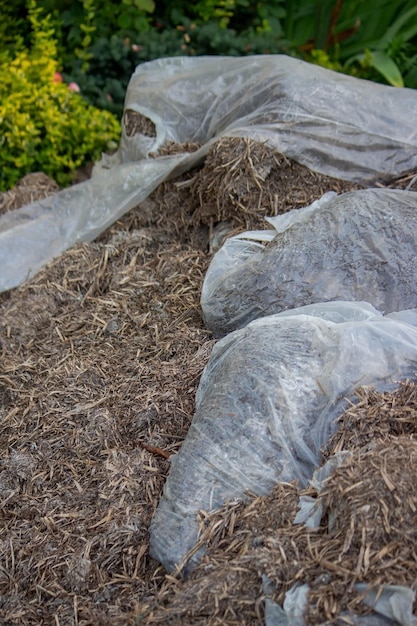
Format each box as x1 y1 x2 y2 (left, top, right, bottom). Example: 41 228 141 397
63 22 289 119
282 0 417 88
175 20 289 55
149 0 285 32
61 34 153 118
0 1 120 191
0 0 29 55
6 0 416 120
35 0 155 64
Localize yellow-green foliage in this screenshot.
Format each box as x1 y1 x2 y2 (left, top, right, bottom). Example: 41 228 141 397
307 49 343 72
0 1 120 191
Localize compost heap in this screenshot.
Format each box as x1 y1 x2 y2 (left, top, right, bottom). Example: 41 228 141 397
200 188 417 337
1 136 417 626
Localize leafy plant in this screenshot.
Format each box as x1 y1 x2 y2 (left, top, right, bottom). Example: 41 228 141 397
0 0 30 55
62 21 289 119
116 0 155 31
0 1 120 191
340 2 417 87
176 19 289 55
285 0 417 88
149 0 286 32
36 0 155 60
193 0 239 27
62 35 144 118
75 0 97 71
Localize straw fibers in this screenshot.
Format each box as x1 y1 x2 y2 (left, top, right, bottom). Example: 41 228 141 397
0 136 416 625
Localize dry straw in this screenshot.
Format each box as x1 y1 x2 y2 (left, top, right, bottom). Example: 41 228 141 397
0 136 416 625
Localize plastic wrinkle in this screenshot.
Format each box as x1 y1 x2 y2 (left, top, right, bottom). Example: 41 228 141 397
149 303 417 573
201 189 417 337
2 55 417 291
264 581 413 625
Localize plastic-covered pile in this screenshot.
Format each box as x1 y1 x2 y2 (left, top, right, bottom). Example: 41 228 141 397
264 450 417 626
201 189 417 337
2 55 417 292
117 55 417 182
149 302 417 573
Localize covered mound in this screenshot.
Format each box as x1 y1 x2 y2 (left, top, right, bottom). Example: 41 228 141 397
0 137 416 625
139 382 417 625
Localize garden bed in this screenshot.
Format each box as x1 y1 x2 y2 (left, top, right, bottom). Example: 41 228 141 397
0 137 416 625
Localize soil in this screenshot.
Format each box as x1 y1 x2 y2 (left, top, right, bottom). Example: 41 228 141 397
0 137 416 625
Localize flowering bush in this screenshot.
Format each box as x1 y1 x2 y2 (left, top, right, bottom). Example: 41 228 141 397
0 1 120 191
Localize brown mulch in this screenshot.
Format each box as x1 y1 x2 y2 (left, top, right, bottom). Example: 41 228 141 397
0 172 60 215
0 136 416 625
137 382 417 626
124 110 157 138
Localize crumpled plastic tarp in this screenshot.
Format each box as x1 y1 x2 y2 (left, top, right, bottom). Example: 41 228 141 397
266 459 417 626
149 302 417 573
201 188 417 337
113 55 417 182
2 54 417 292
263 578 417 626
281 453 417 625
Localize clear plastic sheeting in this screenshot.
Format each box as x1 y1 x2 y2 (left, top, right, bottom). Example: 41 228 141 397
117 55 417 182
149 302 417 573
286 455 417 625
2 55 417 292
263 580 416 626
201 189 417 337
0 156 189 292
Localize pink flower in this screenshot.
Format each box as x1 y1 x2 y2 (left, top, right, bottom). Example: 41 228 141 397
53 72 63 83
68 82 81 93
131 44 140 52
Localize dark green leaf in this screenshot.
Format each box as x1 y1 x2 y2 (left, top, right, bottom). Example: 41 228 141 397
371 50 404 87
134 0 155 12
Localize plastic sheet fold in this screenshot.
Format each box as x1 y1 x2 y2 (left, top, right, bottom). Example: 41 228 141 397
2 55 417 291
149 303 417 572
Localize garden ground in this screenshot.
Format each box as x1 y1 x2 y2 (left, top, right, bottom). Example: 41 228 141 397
0 136 416 625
